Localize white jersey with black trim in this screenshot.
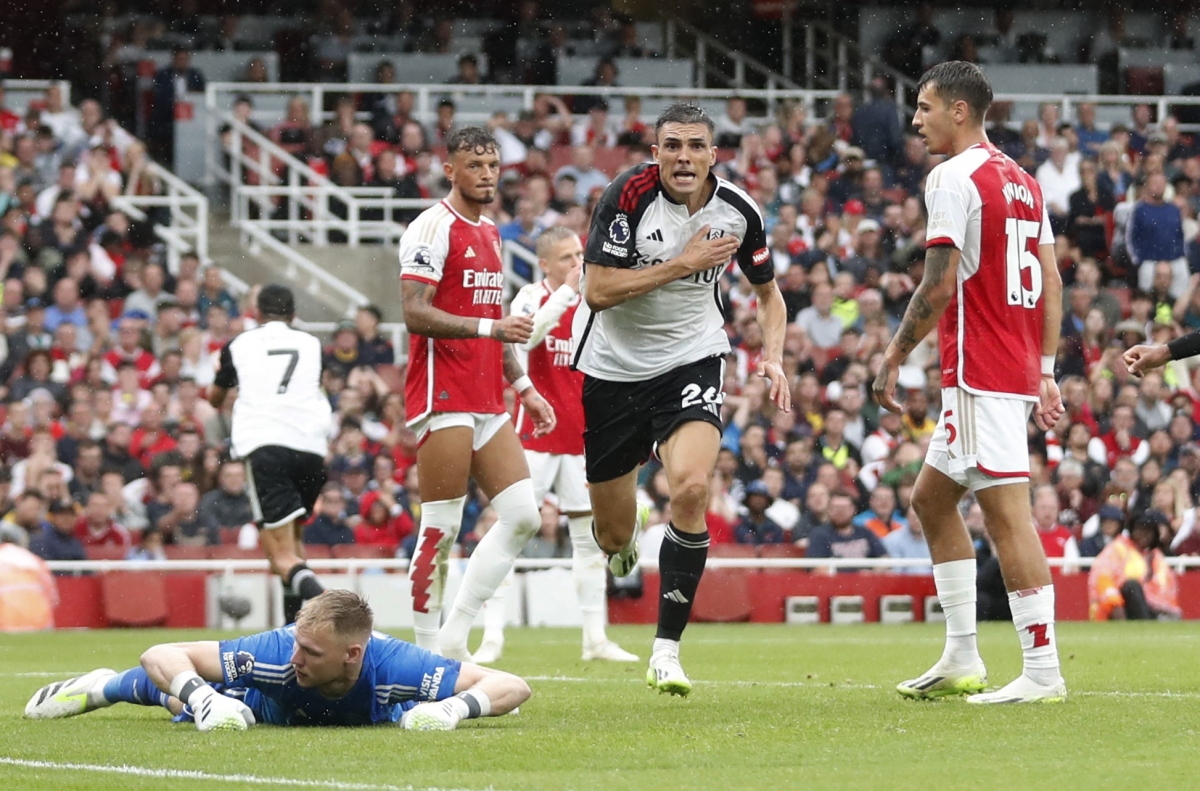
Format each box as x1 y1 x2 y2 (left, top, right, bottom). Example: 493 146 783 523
215 322 333 459
573 163 772 382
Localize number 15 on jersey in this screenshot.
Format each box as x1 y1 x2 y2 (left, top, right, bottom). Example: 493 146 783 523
1005 218 1042 309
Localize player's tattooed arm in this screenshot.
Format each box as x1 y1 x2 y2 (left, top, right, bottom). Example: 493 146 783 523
502 344 526 385
885 245 959 364
401 280 533 342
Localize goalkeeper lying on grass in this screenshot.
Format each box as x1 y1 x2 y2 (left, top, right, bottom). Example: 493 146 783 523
25 589 530 731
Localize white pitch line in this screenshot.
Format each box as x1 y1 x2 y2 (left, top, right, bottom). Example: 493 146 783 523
0 758 495 791
0 671 93 678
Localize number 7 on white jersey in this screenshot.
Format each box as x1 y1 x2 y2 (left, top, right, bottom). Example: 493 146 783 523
1005 218 1042 309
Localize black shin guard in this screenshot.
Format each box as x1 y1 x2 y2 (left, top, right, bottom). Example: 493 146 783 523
655 524 709 641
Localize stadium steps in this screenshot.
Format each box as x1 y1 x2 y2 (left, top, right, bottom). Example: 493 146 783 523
207 211 399 323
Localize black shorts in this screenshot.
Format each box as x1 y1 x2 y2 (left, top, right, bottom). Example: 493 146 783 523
244 446 327 529
582 356 725 484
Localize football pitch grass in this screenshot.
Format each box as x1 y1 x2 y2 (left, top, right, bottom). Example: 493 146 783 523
2 622 1199 791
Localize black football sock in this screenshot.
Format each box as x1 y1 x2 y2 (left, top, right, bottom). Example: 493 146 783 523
655 524 709 641
283 593 304 624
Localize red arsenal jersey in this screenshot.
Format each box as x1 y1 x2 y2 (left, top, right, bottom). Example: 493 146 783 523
399 201 506 424
510 280 585 455
1038 524 1075 558
925 142 1054 401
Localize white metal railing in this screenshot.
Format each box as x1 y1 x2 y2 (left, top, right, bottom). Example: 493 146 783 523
205 82 841 139
111 161 209 275
214 113 426 246
238 222 373 317
43 556 1200 574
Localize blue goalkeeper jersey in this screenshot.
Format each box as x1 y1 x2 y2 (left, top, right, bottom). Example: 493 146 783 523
214 626 461 726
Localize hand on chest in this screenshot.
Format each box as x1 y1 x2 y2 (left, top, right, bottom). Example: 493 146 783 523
633 203 742 271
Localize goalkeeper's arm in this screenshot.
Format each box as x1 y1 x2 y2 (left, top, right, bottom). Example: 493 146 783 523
142 641 255 731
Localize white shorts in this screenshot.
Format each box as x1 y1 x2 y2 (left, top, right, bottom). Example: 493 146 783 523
525 450 590 512
925 387 1032 493
411 412 511 451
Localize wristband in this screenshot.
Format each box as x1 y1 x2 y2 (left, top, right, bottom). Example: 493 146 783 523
512 375 534 394
1041 355 1055 377
170 670 207 704
476 318 494 338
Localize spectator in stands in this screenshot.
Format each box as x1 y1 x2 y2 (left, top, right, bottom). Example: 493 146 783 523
1128 103 1155 156
1134 371 1173 434
1080 504 1125 557
1074 103 1107 158
882 505 930 575
8 349 65 406
321 321 363 381
853 484 903 539
883 2 940 78
1089 510 1180 620
449 54 482 86
100 421 143 483
521 497 569 559
11 428 72 497
759 466 799 533
161 481 209 545
609 18 651 58
354 489 413 551
197 267 238 322
1068 159 1115 261
126 525 167 561
0 81 18 132
38 84 84 151
574 59 619 115
715 96 754 150
148 48 205 163
1036 138 1081 235
1031 484 1080 564
731 480 784 546
795 282 842 351
1097 140 1132 202
74 490 130 550
1128 172 1187 295
851 77 904 170
418 17 456 54
806 490 887 572
29 497 85 564
197 459 253 540
305 483 355 546
554 146 610 205
43 276 86 335
1 490 48 548
271 96 314 158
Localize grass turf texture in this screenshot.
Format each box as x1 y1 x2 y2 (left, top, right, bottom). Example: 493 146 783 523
2 622 1199 790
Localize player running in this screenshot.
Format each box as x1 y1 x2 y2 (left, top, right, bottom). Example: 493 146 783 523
399 126 555 659
210 284 332 624
473 227 637 665
24 590 530 731
872 61 1067 704
574 103 790 695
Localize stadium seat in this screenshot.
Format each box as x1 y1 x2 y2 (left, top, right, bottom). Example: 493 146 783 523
1125 67 1164 96
691 568 752 622
102 572 169 627
219 527 242 545
164 545 208 560
708 543 758 559
208 547 265 561
85 546 128 561
303 544 333 559
331 544 393 559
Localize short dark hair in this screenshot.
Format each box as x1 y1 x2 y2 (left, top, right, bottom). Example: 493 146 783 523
654 102 715 137
917 60 992 123
257 283 295 319
445 125 498 157
358 304 382 323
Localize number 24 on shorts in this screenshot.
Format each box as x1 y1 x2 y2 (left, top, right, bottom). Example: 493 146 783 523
681 384 723 416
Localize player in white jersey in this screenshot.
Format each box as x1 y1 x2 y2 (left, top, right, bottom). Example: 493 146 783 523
210 284 333 624
472 227 637 665
574 103 790 695
872 62 1067 704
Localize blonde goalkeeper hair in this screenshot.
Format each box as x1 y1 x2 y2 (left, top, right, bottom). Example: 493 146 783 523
296 589 373 641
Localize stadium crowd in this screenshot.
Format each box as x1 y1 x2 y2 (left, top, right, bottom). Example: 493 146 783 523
2 5 1199 623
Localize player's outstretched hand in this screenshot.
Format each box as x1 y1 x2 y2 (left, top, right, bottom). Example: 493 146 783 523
681 225 740 274
757 359 791 412
871 359 902 414
494 314 534 344
192 687 255 732
1123 343 1171 376
522 389 557 437
1033 376 1064 432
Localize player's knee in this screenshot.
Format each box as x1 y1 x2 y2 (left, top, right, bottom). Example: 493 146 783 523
669 473 710 518
493 479 541 541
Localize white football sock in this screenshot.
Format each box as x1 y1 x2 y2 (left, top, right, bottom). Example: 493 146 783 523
569 514 609 648
409 497 464 651
440 479 540 652
1008 584 1061 686
480 570 512 645
652 637 680 658
933 559 980 667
